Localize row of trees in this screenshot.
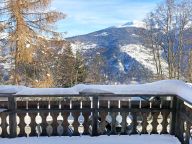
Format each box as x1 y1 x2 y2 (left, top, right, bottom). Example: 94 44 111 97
143 0 192 82
0 0 88 87
4 0 190 85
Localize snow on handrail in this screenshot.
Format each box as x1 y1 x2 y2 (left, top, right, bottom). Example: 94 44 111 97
0 85 26 94
1 80 192 104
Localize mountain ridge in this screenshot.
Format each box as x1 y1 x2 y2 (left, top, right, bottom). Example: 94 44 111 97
67 21 168 83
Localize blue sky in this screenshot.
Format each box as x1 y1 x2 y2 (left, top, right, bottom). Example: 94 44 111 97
52 0 163 37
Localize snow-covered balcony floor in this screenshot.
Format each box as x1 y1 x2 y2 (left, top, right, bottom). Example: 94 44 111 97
0 135 180 144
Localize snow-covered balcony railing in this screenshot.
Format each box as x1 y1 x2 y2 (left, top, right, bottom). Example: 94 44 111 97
0 80 192 144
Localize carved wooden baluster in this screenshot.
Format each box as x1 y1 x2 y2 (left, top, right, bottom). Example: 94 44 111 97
136 100 143 134
116 100 122 135
157 101 163 134
46 100 53 136
24 100 31 137
105 100 112 135
167 102 172 135
88 100 93 135
57 101 64 136
189 126 192 143
183 121 187 142
167 99 173 134
6 101 20 135
6 111 19 136
166 114 171 134
17 112 20 136
35 101 42 137
146 102 153 134
97 100 102 134
6 115 9 135
67 100 74 136
126 98 133 135
78 101 85 136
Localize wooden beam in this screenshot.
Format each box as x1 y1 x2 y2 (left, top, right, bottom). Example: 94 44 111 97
14 108 171 113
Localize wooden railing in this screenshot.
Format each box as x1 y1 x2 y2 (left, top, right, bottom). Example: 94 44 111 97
0 94 192 144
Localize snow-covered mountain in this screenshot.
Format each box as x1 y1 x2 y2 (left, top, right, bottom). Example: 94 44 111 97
67 21 168 83
115 20 146 29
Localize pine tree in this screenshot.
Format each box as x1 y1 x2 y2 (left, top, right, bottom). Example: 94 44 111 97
54 42 76 87
86 53 106 84
0 0 65 86
74 50 87 84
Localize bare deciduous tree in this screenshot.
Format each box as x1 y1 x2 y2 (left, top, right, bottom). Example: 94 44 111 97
144 0 192 81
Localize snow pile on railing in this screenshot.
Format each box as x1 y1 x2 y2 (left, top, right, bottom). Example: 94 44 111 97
74 80 188 95
16 87 78 96
0 85 26 94
74 80 192 103
0 80 192 104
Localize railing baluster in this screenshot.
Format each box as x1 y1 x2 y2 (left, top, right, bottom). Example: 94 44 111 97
189 126 192 144
137 99 143 134
46 100 53 137
105 100 112 135
24 100 31 137
78 101 85 136
115 100 122 135
57 100 63 136
88 100 93 135
67 100 74 136
126 99 133 135
35 101 42 137
157 101 163 134
146 101 153 134
1 93 190 143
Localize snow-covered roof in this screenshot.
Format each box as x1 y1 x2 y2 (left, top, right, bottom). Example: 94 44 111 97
1 80 192 104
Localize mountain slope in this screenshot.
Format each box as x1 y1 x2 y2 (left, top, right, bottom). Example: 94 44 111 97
67 22 168 83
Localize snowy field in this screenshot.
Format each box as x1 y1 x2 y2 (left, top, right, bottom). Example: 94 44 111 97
0 135 180 144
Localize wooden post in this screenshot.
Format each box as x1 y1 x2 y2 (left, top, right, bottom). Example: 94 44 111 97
91 96 98 136
8 96 17 138
170 97 177 135
171 97 181 137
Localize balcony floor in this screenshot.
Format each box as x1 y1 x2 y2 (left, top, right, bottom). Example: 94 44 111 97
0 134 180 144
